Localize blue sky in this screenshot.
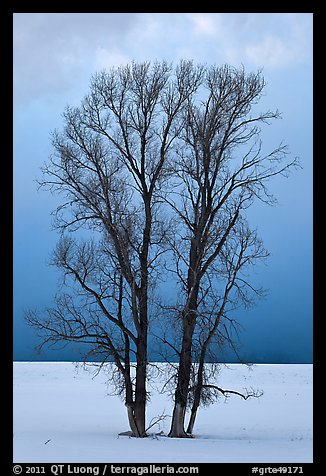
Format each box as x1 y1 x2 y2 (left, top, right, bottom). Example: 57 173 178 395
13 13 313 362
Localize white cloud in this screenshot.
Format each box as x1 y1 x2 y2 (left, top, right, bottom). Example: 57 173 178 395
229 14 311 70
13 12 312 108
245 35 299 68
189 13 220 36
243 14 312 69
182 13 312 70
95 47 131 70
13 13 140 105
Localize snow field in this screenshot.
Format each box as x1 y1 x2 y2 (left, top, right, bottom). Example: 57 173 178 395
13 362 312 463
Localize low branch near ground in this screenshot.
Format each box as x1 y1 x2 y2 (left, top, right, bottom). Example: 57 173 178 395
195 384 263 401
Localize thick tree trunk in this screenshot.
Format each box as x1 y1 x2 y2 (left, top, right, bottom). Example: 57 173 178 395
134 283 148 437
124 355 147 437
125 401 147 437
126 405 141 437
125 368 147 437
168 403 190 438
132 192 150 437
134 355 147 437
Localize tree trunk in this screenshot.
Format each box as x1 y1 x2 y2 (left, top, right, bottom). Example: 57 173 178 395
126 405 142 437
187 377 202 435
168 308 196 437
187 347 206 435
133 400 146 437
134 356 147 437
134 288 148 438
168 403 190 438
168 239 200 438
124 359 147 437
186 407 197 436
132 192 150 437
186 371 203 435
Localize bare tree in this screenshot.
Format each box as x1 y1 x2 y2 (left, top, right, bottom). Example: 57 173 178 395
25 61 299 439
26 60 203 437
165 65 299 437
27 236 144 436
155 219 266 437
185 219 267 435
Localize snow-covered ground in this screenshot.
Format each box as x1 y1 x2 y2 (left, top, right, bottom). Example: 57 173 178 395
13 362 312 463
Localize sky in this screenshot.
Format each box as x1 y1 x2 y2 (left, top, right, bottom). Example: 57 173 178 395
13 13 313 363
